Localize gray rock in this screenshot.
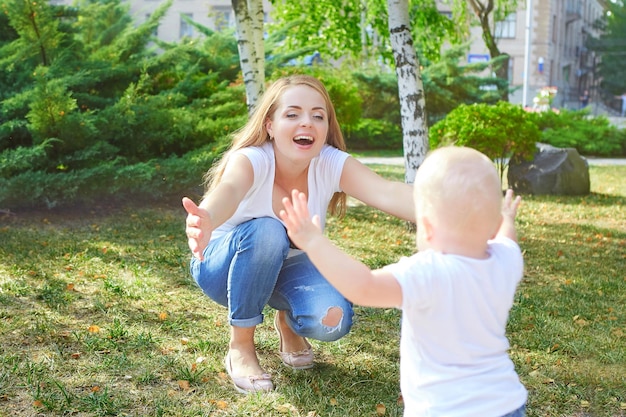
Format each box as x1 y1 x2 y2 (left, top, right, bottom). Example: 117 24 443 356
507 143 590 195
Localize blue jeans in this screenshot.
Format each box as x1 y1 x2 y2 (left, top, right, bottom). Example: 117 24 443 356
190 217 354 341
501 404 526 417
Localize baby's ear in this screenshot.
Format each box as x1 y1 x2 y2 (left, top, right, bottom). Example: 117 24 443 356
420 216 435 241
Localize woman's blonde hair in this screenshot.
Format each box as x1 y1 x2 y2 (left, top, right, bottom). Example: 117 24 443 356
204 74 348 216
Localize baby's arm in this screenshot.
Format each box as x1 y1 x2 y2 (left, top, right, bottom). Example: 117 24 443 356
497 189 522 242
280 190 402 308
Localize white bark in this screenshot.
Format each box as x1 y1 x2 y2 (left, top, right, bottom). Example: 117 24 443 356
231 0 265 113
248 0 265 87
386 0 428 184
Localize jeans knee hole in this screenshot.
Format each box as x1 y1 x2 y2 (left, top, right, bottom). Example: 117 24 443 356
322 306 343 328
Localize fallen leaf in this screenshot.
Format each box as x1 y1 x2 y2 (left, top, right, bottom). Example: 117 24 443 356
33 400 44 407
88 325 100 333
329 398 338 406
180 337 189 345
158 312 168 321
91 386 100 393
274 403 297 413
178 380 190 390
376 403 386 416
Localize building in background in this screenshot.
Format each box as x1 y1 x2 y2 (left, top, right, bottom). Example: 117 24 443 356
438 0 607 110
124 0 272 42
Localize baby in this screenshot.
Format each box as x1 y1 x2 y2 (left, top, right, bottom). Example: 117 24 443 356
280 146 527 417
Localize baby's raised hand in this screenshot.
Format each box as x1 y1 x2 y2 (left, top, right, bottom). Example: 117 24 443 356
280 189 322 251
502 188 521 220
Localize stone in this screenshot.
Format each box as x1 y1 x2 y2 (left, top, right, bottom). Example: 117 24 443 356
507 143 590 195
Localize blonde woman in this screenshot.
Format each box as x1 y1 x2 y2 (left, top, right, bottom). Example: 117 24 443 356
182 75 414 394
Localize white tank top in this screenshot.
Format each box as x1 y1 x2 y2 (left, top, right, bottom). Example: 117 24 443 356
210 142 349 243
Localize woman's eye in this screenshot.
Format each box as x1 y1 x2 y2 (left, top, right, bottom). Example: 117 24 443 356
286 113 297 119
313 114 324 121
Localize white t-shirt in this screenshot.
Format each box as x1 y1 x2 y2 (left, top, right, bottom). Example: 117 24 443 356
384 237 527 417
210 142 349 242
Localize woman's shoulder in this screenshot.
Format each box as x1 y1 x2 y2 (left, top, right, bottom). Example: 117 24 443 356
317 145 349 167
236 142 274 162
320 144 348 157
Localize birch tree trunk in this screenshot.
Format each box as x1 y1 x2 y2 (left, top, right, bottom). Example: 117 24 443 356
231 0 265 113
386 0 428 184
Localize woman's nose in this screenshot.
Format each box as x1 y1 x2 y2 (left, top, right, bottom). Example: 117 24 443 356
300 114 312 126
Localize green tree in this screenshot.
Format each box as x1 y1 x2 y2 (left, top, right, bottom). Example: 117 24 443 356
449 0 519 102
430 101 539 182
587 1 626 97
268 0 457 65
423 44 506 124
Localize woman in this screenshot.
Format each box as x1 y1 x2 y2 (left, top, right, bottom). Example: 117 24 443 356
182 74 414 394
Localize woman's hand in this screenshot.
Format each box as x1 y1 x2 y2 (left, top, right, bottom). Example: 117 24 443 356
182 197 212 261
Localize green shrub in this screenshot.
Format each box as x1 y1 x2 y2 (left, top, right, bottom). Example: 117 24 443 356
346 118 402 150
0 145 217 210
535 109 626 157
0 139 57 178
430 101 540 181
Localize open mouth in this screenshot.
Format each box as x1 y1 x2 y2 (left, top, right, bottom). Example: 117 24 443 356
293 135 314 145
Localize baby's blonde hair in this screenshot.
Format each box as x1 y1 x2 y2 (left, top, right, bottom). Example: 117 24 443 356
414 146 502 237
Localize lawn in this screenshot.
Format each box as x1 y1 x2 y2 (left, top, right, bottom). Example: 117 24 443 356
0 164 624 417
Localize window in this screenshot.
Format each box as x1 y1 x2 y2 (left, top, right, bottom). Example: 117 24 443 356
212 6 232 32
495 13 516 39
180 13 193 38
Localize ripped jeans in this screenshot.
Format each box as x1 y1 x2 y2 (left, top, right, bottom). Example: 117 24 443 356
190 217 354 341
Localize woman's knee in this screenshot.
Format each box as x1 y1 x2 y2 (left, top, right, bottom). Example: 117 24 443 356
299 303 354 342
240 217 290 254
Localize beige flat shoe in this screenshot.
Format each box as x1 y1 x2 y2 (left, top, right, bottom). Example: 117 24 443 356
274 314 314 370
224 352 274 394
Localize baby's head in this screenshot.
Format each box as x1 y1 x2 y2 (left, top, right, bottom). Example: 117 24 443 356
413 146 503 255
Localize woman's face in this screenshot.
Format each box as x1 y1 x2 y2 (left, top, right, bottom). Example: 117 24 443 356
265 85 329 163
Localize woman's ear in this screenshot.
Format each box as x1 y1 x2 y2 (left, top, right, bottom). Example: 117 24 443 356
265 118 273 139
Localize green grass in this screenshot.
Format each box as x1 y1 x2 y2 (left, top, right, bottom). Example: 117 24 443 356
1 165 624 417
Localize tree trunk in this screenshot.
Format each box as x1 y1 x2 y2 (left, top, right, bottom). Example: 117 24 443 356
387 0 428 184
231 0 265 113
467 0 510 101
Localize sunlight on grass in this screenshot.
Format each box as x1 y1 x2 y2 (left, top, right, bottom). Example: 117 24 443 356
0 166 624 416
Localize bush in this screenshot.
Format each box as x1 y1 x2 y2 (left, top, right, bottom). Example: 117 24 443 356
430 101 540 181
0 144 218 210
346 118 402 150
535 109 626 157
